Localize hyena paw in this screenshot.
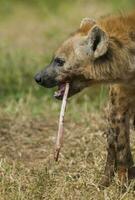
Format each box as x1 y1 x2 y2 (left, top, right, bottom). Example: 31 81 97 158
116 167 135 192
117 166 135 183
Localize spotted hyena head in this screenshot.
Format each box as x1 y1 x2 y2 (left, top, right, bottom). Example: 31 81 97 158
35 18 132 99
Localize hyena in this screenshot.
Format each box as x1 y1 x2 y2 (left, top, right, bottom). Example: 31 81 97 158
35 11 135 187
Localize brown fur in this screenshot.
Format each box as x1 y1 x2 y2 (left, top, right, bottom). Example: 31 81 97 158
35 11 135 188
57 11 135 187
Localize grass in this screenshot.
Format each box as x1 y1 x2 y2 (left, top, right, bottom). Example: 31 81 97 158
0 0 135 199
0 113 135 200
0 0 110 116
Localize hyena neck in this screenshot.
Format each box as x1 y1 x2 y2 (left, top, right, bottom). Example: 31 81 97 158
98 11 135 36
83 11 135 86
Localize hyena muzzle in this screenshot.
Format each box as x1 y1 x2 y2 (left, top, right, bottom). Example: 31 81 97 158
35 14 135 188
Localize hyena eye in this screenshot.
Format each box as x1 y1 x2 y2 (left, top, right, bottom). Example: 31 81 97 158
54 57 65 66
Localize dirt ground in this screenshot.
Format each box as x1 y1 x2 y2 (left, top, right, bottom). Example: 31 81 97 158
0 112 135 200
0 112 105 166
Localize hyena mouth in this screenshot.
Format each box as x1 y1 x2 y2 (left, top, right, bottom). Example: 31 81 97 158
54 83 68 100
53 75 91 100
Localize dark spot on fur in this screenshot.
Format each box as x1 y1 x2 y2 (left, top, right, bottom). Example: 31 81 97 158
129 48 135 55
111 97 115 105
117 144 125 151
110 91 113 97
121 117 126 123
113 92 117 96
127 151 134 167
129 32 135 42
117 151 134 167
133 117 135 128
108 143 115 149
115 127 120 142
117 119 121 123
111 118 115 124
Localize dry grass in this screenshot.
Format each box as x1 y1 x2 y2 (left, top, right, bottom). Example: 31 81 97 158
0 111 135 200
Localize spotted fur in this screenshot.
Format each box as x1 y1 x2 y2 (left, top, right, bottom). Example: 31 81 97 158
35 11 135 187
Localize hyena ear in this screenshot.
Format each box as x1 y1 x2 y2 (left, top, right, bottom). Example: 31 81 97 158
87 25 109 59
80 18 96 32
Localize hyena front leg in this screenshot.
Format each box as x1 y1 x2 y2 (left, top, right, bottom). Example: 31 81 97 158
116 112 134 184
99 86 134 188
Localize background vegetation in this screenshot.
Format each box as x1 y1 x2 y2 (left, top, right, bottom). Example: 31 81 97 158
0 0 135 199
0 0 134 116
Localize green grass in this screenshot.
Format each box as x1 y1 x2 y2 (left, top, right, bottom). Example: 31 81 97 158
0 0 135 199
0 0 110 115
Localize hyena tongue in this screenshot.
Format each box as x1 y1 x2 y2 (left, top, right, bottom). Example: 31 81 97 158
54 83 66 99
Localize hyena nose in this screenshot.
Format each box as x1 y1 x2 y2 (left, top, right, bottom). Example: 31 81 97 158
34 73 42 84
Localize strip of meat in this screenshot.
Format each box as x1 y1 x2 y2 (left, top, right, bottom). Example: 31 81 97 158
54 83 69 161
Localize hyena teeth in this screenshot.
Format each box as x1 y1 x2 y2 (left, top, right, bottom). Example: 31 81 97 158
54 91 61 98
54 83 67 99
